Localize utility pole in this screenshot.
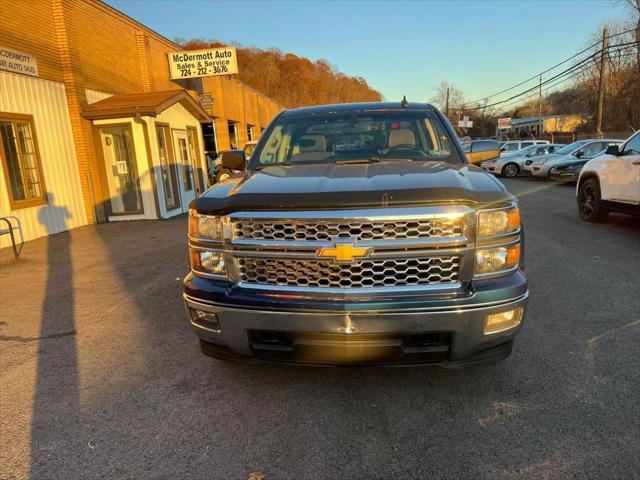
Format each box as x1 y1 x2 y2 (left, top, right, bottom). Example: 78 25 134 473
538 75 542 139
596 27 609 137
445 86 450 117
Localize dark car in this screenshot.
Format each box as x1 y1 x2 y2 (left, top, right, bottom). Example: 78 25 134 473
185 101 528 368
549 160 589 182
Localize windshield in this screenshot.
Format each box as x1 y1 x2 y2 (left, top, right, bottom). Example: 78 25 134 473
555 140 589 155
252 110 462 167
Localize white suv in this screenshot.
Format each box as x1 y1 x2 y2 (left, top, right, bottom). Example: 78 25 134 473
577 131 640 222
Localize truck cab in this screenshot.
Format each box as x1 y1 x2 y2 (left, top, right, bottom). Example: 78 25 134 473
184 102 528 367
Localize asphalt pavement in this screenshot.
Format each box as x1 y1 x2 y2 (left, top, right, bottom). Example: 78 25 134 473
1 178 639 480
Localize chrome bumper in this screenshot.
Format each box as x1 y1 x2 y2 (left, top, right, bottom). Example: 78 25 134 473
184 291 528 364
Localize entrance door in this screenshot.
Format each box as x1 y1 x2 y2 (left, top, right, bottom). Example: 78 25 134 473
173 130 196 212
100 126 143 216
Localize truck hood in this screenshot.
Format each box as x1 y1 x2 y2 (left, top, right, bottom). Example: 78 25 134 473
194 161 513 214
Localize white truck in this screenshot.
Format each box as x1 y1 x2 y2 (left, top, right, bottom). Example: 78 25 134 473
577 131 640 222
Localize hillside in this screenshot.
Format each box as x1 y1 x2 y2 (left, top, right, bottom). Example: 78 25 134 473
177 39 383 108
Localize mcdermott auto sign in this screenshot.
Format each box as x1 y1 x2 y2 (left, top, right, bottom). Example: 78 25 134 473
0 47 38 77
168 47 238 80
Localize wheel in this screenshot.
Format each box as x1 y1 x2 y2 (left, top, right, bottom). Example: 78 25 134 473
501 163 519 178
578 177 609 222
215 168 232 183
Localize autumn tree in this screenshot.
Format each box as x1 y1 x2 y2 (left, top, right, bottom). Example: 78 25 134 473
175 38 382 108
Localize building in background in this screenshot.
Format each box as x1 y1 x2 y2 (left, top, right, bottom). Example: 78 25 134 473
0 0 283 248
508 115 587 137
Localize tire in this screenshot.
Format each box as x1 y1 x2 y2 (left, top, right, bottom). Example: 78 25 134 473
501 163 519 178
578 177 609 222
215 168 232 183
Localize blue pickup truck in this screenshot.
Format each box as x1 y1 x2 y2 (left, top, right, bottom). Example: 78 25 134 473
184 101 528 368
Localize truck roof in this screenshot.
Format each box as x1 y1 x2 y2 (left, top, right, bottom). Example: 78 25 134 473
282 101 437 118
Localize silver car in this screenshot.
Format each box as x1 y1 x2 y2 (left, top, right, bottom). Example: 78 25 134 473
481 144 565 177
526 139 623 178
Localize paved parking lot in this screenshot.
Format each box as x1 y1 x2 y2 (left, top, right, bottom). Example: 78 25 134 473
1 178 639 480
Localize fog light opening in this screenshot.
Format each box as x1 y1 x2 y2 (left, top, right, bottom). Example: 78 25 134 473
189 308 221 332
484 308 523 334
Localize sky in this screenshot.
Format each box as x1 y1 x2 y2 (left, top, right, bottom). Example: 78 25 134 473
107 0 630 104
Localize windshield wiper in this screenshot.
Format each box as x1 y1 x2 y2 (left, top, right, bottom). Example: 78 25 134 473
335 157 413 165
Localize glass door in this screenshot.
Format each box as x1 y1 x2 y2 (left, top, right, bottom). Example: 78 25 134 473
100 126 143 215
173 130 196 212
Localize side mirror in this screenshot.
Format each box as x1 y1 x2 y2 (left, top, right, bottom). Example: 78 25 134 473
575 150 584 158
221 150 246 171
605 144 620 156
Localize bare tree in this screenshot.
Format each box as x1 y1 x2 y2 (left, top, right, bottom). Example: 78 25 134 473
430 81 465 111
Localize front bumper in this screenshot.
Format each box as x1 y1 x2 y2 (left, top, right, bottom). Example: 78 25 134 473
481 161 498 173
530 164 551 177
549 170 579 182
183 271 528 367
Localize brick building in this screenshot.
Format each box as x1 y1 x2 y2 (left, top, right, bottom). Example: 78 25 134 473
0 0 283 248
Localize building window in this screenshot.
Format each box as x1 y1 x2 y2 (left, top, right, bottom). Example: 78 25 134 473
156 125 180 211
0 114 47 209
247 124 254 142
228 121 238 149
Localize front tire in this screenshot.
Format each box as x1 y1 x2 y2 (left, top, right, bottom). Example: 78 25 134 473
578 177 609 222
501 163 519 178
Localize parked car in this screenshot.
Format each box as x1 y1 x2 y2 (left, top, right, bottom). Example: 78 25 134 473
482 143 565 177
525 139 621 178
577 131 640 222
548 148 616 182
464 139 501 165
185 101 528 367
500 139 549 157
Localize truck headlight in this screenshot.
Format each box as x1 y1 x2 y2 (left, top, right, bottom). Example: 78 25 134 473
189 210 222 240
477 207 520 237
475 244 520 274
190 249 226 276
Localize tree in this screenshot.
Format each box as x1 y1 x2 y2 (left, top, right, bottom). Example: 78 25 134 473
176 38 382 108
430 81 465 113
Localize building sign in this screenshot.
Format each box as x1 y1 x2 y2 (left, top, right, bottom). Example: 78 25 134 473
497 117 512 130
0 47 38 77
199 93 214 111
458 116 473 128
168 47 238 80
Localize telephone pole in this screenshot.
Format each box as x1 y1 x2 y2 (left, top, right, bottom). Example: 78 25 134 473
596 27 609 137
445 86 450 117
538 75 542 139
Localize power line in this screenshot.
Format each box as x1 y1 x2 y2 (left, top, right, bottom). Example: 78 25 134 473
457 44 637 113
451 27 638 109
460 50 602 111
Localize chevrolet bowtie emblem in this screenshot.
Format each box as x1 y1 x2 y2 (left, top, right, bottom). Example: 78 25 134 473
316 242 372 263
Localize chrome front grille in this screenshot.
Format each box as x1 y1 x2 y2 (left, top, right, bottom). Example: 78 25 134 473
236 256 461 289
222 206 473 292
232 218 463 242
